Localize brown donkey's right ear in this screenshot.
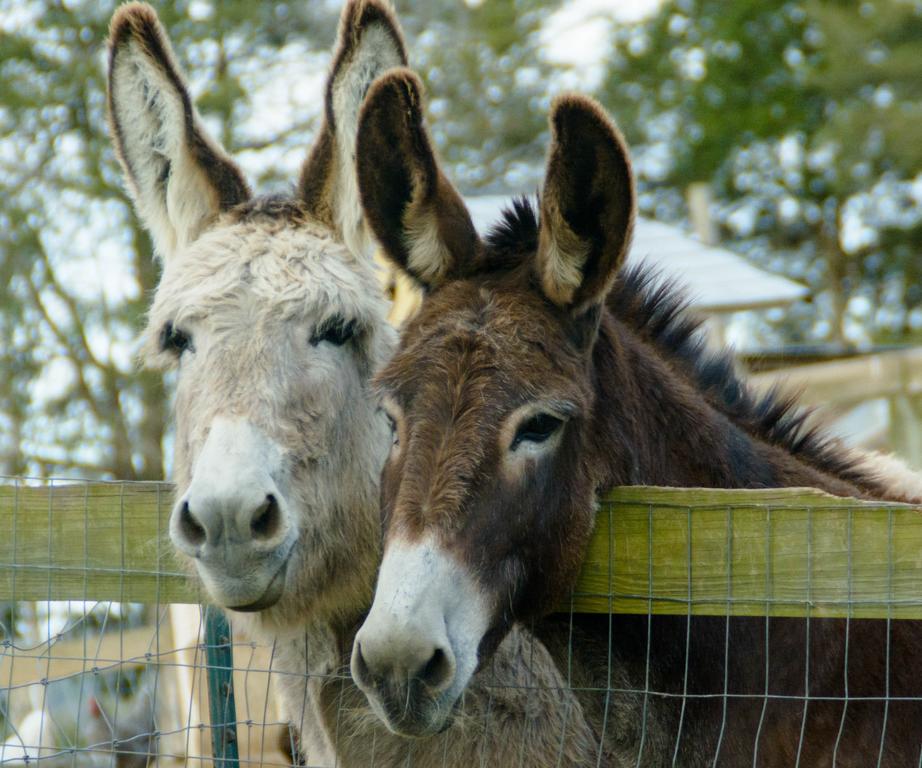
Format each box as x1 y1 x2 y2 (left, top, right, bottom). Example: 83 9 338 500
356 69 479 289
536 94 635 315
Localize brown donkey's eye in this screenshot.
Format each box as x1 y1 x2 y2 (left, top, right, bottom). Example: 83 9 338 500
160 322 193 355
511 413 563 451
311 316 356 346
386 413 399 447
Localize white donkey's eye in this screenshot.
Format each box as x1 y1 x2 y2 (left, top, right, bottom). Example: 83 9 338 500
311 315 356 346
160 321 194 355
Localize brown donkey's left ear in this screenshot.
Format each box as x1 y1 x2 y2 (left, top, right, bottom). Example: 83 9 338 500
356 68 479 289
536 94 635 314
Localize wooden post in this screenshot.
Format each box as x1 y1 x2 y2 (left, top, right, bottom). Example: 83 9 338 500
687 182 718 246
165 604 208 766
888 395 922 469
204 607 239 768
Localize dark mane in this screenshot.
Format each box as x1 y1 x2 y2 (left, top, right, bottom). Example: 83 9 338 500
485 196 875 490
483 196 538 268
609 263 877 489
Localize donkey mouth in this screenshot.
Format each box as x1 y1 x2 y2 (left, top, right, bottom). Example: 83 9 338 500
228 561 288 612
366 681 460 739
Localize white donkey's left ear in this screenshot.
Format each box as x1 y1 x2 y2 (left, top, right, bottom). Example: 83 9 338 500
299 0 408 257
107 3 250 262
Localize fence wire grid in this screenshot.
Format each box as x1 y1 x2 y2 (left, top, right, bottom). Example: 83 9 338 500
2 477 922 768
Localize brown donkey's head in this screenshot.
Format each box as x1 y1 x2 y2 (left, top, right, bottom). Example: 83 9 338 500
350 70 634 736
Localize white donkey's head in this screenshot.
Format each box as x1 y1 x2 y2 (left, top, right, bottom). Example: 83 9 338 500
107 1 406 630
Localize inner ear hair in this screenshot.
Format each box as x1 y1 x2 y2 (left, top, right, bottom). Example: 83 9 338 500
299 0 408 252
356 68 479 289
107 2 249 259
537 94 635 314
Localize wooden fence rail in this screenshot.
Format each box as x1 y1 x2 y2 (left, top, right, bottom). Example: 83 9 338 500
2 481 922 619
0 480 194 604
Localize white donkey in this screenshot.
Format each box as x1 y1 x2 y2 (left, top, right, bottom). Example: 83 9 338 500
108 2 600 766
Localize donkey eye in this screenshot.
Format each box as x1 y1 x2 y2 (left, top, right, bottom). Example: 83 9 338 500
311 316 356 346
511 413 563 451
386 413 399 447
160 322 193 355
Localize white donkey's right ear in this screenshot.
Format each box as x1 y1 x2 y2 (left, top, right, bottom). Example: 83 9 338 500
299 0 407 257
107 3 250 261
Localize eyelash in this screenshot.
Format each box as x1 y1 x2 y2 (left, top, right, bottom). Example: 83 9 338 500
161 322 193 355
385 412 399 447
510 413 564 451
311 316 357 346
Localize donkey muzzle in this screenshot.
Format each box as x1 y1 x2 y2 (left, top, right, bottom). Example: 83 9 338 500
169 417 297 610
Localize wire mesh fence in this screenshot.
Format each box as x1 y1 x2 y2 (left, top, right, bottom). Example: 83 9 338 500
572 487 922 766
0 477 294 768
2 477 922 766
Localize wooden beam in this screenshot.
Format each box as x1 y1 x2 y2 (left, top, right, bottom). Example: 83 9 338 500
2 482 922 619
749 346 922 408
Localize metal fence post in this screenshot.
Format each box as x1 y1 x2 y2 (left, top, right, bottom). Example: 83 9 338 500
204 605 240 768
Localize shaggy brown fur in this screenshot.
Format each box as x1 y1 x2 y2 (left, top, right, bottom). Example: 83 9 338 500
356 70 922 765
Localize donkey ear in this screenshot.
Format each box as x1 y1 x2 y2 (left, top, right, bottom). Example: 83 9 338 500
299 0 407 256
107 3 250 261
536 94 635 314
356 69 479 289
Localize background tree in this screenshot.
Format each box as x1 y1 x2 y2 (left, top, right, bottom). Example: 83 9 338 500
599 0 922 346
402 0 562 192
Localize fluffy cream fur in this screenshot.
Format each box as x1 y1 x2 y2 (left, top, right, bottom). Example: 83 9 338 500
857 449 922 502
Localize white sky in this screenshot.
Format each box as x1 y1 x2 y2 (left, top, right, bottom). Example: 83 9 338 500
544 0 663 88
229 0 664 180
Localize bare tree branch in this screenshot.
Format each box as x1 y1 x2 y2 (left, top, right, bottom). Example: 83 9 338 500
233 119 318 152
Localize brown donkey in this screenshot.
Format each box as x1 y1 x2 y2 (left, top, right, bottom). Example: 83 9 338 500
350 69 922 766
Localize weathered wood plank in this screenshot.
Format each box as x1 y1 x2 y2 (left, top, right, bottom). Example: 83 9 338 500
0 481 198 603
2 481 922 619
573 486 922 618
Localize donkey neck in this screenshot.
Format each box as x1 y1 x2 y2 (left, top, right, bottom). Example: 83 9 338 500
590 312 866 498
273 618 602 767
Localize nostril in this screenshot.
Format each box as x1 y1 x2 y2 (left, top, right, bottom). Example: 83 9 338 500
250 494 281 540
417 647 454 692
179 501 207 547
